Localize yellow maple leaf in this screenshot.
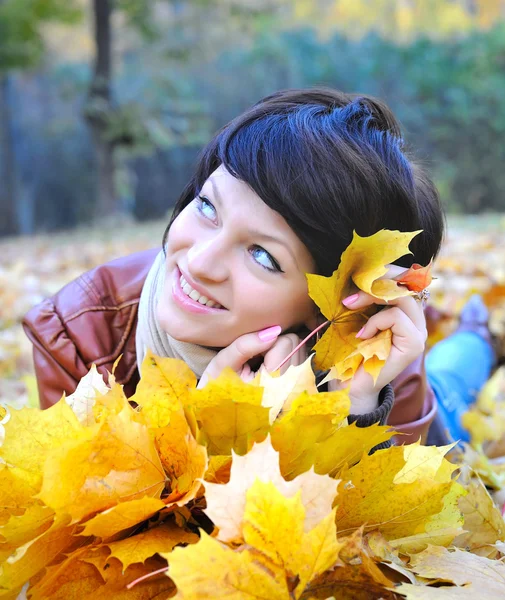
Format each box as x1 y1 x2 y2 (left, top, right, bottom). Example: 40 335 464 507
307 229 421 379
313 422 396 479
168 529 282 599
334 442 465 549
203 454 232 484
0 463 38 525
130 352 208 507
270 388 351 479
0 400 82 491
105 521 198 572
37 405 165 523
29 545 175 600
168 479 342 599
0 502 55 564
0 513 75 598
189 368 270 456
132 351 197 428
92 372 132 423
153 410 208 507
270 388 395 480
79 496 166 539
203 436 338 543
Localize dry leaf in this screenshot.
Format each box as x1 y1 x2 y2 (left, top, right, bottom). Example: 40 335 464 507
65 364 109 425
453 473 505 557
397 545 505 598
304 528 398 599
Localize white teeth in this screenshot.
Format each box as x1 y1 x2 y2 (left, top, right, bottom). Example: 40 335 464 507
178 273 222 308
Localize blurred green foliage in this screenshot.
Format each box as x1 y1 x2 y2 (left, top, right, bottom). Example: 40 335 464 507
0 0 81 71
1 1 505 236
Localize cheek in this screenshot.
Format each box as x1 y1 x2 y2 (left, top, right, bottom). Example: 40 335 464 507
234 276 313 330
165 215 193 258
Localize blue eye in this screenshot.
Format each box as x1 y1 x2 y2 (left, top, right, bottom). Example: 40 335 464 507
250 245 282 273
197 196 217 220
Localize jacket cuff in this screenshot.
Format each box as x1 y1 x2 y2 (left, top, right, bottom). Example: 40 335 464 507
347 384 395 427
347 384 395 453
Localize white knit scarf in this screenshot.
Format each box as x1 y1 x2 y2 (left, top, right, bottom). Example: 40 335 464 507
135 249 218 378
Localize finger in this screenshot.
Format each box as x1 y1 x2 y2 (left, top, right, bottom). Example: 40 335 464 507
239 363 256 383
384 295 426 334
198 326 281 388
262 334 300 373
344 290 426 334
357 307 426 354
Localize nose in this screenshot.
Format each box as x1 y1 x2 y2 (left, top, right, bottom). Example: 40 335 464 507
186 235 229 283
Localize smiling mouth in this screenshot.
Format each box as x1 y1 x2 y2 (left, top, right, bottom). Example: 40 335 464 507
179 274 225 309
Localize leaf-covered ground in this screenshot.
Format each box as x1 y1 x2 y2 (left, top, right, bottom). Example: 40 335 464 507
1 215 505 599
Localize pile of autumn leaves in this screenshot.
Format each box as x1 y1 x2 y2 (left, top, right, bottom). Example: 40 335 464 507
1 230 505 599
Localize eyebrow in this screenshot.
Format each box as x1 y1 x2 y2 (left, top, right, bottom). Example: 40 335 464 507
207 176 298 265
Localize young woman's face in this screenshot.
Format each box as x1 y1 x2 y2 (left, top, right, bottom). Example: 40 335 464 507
158 165 317 347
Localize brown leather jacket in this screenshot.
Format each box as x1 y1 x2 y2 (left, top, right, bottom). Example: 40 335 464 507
22 249 437 442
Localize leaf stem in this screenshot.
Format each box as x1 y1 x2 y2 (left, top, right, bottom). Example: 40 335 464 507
126 566 169 589
272 320 329 373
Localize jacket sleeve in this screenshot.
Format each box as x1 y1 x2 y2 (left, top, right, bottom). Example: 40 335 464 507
22 297 89 409
387 352 437 444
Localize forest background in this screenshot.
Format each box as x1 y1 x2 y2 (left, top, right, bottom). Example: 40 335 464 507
2 0 505 238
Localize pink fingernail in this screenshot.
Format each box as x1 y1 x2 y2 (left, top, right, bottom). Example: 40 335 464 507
258 325 282 342
343 293 359 307
356 326 365 338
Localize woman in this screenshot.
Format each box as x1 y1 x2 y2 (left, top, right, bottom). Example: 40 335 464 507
23 87 444 442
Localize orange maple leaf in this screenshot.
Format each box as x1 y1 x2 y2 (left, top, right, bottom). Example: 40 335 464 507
394 260 434 292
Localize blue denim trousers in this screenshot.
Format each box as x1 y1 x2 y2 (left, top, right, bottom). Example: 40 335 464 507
426 331 495 444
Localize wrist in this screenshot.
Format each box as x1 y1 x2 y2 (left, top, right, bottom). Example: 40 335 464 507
349 391 380 415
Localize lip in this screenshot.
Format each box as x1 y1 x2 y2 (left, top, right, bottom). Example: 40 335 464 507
172 267 227 315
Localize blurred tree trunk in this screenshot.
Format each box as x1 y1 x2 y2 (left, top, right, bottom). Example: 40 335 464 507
85 0 117 219
0 75 17 236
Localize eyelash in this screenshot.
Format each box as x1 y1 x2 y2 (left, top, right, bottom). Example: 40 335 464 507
196 195 283 273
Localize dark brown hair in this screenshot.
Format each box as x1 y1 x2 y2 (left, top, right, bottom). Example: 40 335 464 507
163 87 445 276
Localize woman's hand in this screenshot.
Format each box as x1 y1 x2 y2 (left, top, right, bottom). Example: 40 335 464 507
197 327 306 388
334 265 428 415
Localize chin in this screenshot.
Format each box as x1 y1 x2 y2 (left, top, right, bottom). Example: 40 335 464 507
157 310 224 347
